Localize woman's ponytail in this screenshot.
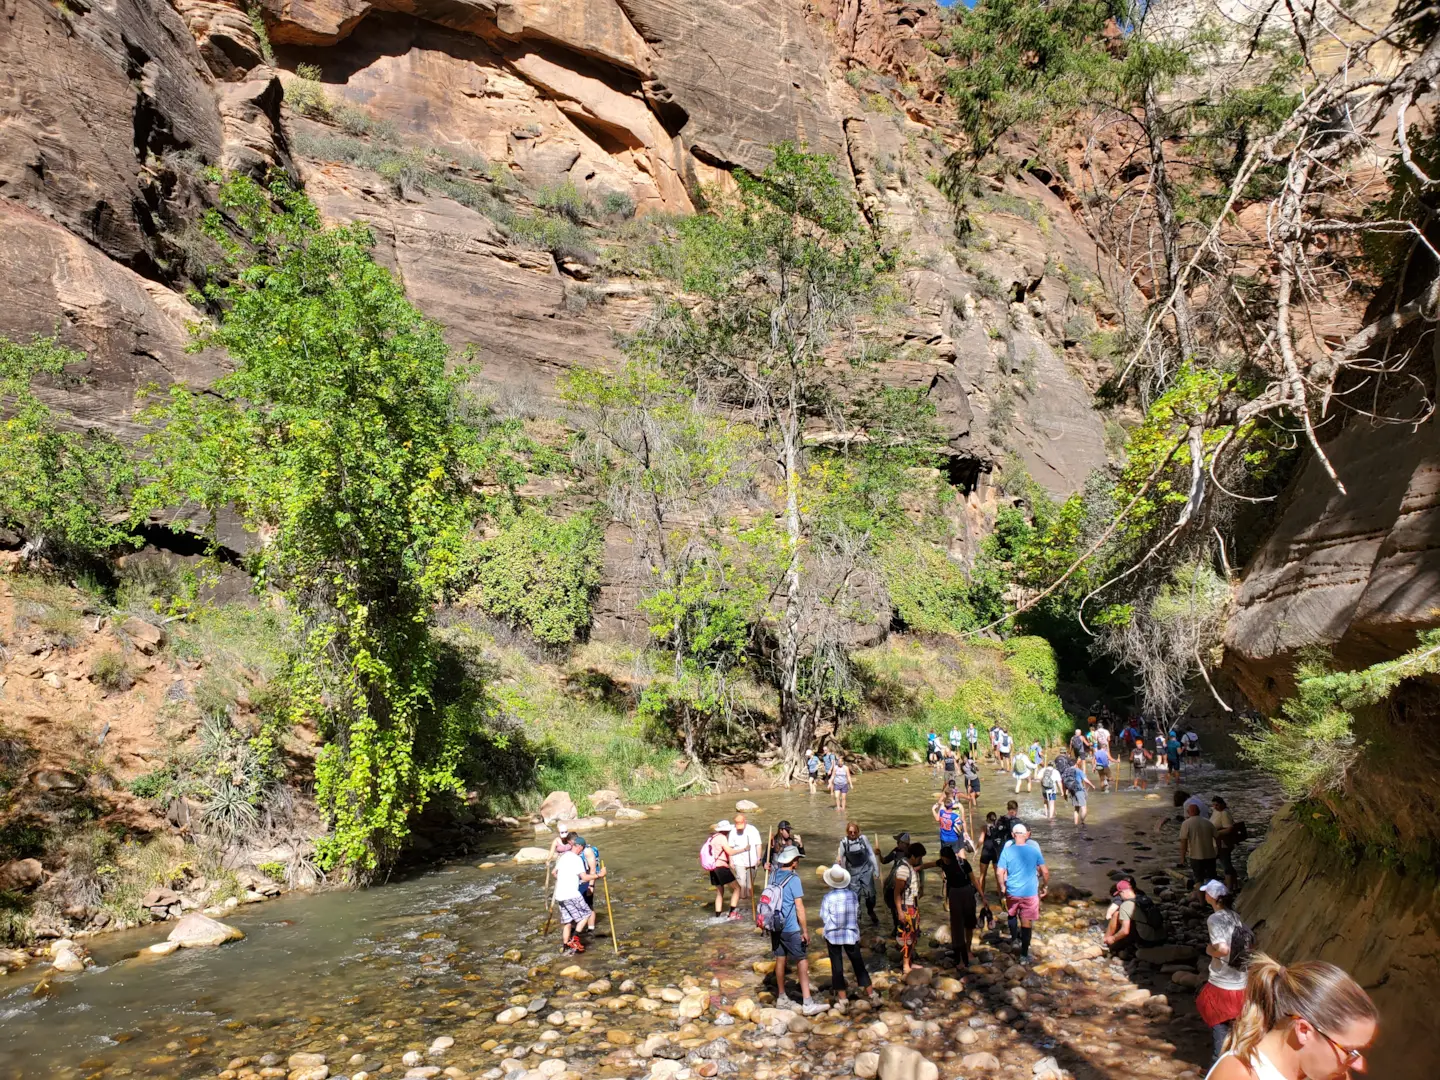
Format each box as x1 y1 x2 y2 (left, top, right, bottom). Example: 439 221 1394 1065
1222 952 1377 1064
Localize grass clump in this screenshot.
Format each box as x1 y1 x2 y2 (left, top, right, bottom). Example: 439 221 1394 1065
90 651 134 692
842 719 926 764
285 63 330 118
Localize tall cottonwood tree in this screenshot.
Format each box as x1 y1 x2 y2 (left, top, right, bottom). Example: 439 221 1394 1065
636 144 896 779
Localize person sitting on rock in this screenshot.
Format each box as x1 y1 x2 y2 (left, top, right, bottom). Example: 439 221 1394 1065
1102 879 1166 957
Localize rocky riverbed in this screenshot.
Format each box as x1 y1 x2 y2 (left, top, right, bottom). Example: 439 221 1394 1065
0 764 1280 1080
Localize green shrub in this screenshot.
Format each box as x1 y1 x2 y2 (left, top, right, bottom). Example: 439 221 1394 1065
127 768 175 801
285 64 329 118
257 860 287 881
842 720 926 764
600 190 637 219
535 181 592 223
458 509 603 647
90 651 135 692
878 537 977 635
1003 635 1058 692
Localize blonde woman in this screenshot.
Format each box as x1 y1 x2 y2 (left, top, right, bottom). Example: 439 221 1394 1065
1206 953 1377 1080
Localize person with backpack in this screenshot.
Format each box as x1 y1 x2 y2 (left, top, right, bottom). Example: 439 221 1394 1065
1063 759 1097 825
996 728 1014 770
891 841 927 975
806 751 822 794
880 831 910 932
1130 740 1150 790
933 794 967 857
821 747 838 784
1093 742 1113 792
1038 759 1062 820
759 846 827 1015
835 821 881 926
1011 746 1034 793
575 835 605 936
1069 728 1088 762
995 822 1047 961
1198 880 1252 1062
819 863 873 1004
552 834 598 955
928 844 979 968
703 820 738 918
961 752 981 806
1103 878 1166 956
976 799 1019 916
765 820 805 869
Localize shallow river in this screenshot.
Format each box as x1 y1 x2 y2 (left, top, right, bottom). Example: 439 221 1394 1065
0 757 1282 1079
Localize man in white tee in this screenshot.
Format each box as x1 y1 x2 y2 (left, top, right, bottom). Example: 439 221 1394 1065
552 835 596 954
726 812 763 919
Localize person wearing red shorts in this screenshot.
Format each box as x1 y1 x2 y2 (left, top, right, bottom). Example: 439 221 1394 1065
994 822 1048 961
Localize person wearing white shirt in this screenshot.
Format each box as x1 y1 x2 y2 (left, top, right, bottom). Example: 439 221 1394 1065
727 812 763 910
552 836 596 953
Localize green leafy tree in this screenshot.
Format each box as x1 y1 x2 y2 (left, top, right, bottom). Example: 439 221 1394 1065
0 335 138 560
138 174 506 873
638 143 897 779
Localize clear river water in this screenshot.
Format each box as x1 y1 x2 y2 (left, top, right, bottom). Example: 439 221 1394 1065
0 756 1283 1079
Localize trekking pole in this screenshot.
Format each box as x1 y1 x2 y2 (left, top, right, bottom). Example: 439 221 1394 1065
600 860 619 955
757 826 773 934
542 899 555 936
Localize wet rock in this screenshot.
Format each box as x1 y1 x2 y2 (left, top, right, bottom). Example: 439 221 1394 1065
1032 1056 1063 1080
402 1051 423 1066
538 792 577 823
734 800 759 812
960 1052 1001 1073
605 1029 634 1046
648 1062 684 1080
513 848 551 865
52 947 85 972
168 913 244 947
526 997 547 1013
934 977 963 993
614 808 648 821
404 1069 441 1079
429 1036 454 1052
1171 970 1203 988
1043 882 1092 904
289 1055 327 1069
660 987 686 1003
0 858 43 892
878 1045 939 1080
854 1051 880 1079
588 789 623 812
734 997 757 1021
495 1007 528 1024
638 1033 685 1059
678 990 711 1018
289 1068 328 1080
0 948 28 972
903 967 933 987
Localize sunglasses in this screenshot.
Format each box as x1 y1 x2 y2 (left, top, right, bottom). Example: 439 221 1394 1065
1304 1019 1366 1065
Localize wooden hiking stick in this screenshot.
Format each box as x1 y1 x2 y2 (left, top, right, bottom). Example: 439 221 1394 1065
542 898 555 936
600 860 619 955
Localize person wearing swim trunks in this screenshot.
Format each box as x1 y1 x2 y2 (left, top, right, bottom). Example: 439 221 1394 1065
995 822 1048 962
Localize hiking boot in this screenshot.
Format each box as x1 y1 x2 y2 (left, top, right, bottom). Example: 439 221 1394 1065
801 999 828 1016
567 935 585 953
775 995 797 1010
726 909 743 921
562 946 577 955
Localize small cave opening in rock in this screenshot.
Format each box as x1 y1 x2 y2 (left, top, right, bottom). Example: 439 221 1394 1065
944 454 988 495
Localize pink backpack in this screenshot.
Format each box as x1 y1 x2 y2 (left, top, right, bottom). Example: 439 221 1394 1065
700 836 721 871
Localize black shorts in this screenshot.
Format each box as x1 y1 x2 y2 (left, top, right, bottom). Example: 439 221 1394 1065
771 930 806 959
980 844 1000 866
710 867 736 887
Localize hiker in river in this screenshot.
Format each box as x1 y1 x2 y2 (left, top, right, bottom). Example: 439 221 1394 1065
1198 880 1251 1063
933 792 966 857
976 800 1019 912
1037 757 1062 820
1093 741 1114 792
829 756 853 811
821 745 838 785
1181 801 1220 885
926 731 941 766
766 820 805 869
1211 796 1241 888
966 722 978 755
932 843 979 968
1069 727 1089 762
1063 757 1097 826
891 841 926 976
836 821 880 925
552 834 598 954
725 813 763 915
806 750 822 794
961 752 981 807
1102 878 1166 957
574 835 604 936
880 831 911 931
941 743 960 790
1206 954 1377 1080
1011 746 1035 793
819 863 873 1004
704 820 738 918
763 846 828 1015
949 725 963 756
988 724 1002 763
996 727 1014 770
1167 729 1184 779
1184 727 1201 761
1130 739 1151 790
995 822 1048 962
547 824 573 863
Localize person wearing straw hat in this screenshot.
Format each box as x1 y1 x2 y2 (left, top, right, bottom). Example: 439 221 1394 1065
820 863 873 1003
704 820 738 919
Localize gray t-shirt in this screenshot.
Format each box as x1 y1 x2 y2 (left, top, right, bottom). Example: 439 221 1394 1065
1207 909 1248 990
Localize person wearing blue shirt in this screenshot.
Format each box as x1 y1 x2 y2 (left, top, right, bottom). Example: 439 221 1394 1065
821 749 837 780
768 847 827 1015
933 795 966 856
995 823 1049 961
806 751 821 794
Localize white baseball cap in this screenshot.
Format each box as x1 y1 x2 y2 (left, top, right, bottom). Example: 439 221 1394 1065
1200 879 1229 899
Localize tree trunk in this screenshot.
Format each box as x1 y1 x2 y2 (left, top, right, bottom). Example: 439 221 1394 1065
777 393 806 784
1144 93 1196 363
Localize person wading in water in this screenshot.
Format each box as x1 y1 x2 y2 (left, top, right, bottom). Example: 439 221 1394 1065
1205 954 1377 1080
552 834 598 954
929 844 979 968
880 831 910 932
995 822 1048 962
829 757 853 812
703 820 737 918
835 822 880 926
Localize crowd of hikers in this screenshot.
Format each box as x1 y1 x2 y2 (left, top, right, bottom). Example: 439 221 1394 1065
542 708 1377 1076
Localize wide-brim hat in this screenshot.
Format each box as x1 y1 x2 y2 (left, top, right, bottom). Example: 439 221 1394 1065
775 845 801 865
713 820 733 833
823 864 851 888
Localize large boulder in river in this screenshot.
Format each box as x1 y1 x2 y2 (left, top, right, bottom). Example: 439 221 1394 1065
734 799 759 812
589 789 624 812
167 913 244 948
514 847 552 864
538 791 577 823
559 816 608 833
1043 882 1092 904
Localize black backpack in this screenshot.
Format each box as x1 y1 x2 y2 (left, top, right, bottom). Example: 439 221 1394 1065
1229 921 1257 970
1062 766 1083 794
1131 891 1168 943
